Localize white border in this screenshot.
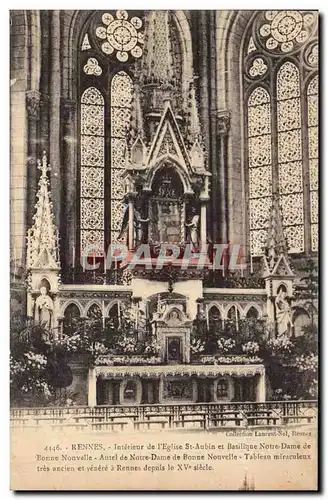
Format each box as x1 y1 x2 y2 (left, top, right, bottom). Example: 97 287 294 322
2 3 326 498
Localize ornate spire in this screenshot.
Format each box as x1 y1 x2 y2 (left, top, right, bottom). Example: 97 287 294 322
26 152 60 269
264 193 288 272
187 80 202 142
142 11 174 85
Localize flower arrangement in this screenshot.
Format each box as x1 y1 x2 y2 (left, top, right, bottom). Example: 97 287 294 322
144 335 162 356
94 355 161 366
267 335 293 355
242 341 260 355
217 337 236 354
292 353 317 373
199 355 262 365
190 338 205 354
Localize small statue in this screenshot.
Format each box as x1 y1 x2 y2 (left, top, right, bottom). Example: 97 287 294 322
118 205 149 247
275 286 293 337
34 286 54 328
186 213 200 250
134 209 150 246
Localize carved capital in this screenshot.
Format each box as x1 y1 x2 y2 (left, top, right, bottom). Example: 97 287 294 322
217 110 231 136
26 90 41 120
61 99 77 122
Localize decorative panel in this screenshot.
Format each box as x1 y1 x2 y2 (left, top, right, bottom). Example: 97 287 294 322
278 161 303 194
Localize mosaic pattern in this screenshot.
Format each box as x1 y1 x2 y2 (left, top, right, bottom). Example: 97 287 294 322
278 162 303 195
248 103 271 137
278 130 302 163
81 198 104 230
81 230 104 256
250 197 271 230
284 225 304 253
280 193 304 226
249 166 272 198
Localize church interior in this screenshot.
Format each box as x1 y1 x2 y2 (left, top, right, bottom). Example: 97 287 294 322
10 10 318 408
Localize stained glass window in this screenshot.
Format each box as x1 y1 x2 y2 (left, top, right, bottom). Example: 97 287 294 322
307 75 318 251
246 12 318 256
80 87 105 257
248 87 272 256
277 62 304 253
110 71 133 242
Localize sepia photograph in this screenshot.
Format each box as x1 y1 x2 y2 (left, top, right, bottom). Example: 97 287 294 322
9 8 319 491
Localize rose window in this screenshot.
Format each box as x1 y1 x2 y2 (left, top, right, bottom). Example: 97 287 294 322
96 10 143 62
259 11 317 53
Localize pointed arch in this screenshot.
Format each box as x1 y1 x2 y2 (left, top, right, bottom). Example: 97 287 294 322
86 302 102 318
245 305 260 319
63 303 81 336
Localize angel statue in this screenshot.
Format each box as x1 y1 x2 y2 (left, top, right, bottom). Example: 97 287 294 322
118 204 149 248
185 213 200 251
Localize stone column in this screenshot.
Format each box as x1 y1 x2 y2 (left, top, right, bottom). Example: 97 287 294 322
26 90 41 227
128 197 134 251
88 368 97 407
200 203 207 246
256 371 266 402
10 10 29 280
217 110 231 246
61 99 77 267
200 174 210 247
49 10 61 229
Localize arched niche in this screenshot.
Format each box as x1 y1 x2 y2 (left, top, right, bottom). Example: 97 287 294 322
148 164 186 245
246 306 260 319
293 309 311 337
63 303 81 336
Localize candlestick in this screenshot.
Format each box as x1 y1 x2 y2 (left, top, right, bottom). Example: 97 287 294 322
72 246 75 269
250 253 253 275
102 301 105 329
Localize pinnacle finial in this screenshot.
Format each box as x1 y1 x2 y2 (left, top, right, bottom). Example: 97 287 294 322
38 151 50 177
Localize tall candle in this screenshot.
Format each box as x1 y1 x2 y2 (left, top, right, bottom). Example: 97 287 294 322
118 301 121 328
235 305 239 332
250 253 253 275
135 303 139 330
72 246 75 269
102 301 105 329
104 250 107 274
